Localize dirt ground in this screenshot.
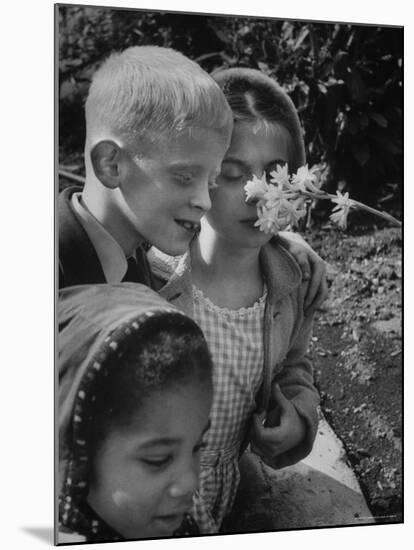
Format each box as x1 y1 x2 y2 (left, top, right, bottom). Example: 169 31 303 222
306 225 402 523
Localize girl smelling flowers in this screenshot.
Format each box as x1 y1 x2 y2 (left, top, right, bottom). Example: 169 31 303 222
149 68 323 534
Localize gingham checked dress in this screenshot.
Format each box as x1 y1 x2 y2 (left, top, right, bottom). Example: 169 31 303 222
191 283 267 533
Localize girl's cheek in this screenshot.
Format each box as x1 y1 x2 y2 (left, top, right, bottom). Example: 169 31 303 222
112 489 137 508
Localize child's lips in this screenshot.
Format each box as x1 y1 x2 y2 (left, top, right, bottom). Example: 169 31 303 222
153 512 186 531
175 219 201 233
241 217 258 227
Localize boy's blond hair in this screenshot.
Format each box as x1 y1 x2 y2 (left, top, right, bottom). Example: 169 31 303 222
85 46 233 151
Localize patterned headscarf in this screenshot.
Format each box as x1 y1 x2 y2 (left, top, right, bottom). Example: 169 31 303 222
58 283 204 542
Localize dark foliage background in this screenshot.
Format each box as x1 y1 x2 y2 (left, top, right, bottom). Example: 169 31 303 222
58 5 403 213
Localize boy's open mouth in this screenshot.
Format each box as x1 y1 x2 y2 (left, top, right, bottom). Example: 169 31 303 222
175 219 201 233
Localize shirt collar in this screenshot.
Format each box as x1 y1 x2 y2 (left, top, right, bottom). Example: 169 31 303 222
71 192 128 283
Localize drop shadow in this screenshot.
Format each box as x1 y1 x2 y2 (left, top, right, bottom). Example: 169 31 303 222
21 526 54 545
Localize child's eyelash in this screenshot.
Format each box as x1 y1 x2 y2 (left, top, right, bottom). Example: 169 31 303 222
194 441 208 453
141 456 172 468
174 173 193 184
221 173 244 183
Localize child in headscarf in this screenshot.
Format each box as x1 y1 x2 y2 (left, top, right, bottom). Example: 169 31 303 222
58 283 213 543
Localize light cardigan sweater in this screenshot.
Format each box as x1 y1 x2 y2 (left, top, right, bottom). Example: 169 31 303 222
148 237 320 469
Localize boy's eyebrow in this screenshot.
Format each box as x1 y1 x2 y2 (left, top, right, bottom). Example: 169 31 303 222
168 162 203 171
223 157 287 168
168 163 222 177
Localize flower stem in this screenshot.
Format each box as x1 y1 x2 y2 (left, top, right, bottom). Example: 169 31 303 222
300 191 402 227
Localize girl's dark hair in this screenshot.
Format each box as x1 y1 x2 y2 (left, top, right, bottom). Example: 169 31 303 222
88 312 212 456
212 68 306 172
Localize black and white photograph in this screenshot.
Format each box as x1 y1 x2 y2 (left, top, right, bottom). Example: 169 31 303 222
54 2 404 546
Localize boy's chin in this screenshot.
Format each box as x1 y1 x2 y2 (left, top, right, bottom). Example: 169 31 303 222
154 238 194 257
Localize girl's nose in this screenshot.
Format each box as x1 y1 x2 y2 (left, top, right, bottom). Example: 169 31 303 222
189 181 212 214
168 463 199 499
253 167 266 179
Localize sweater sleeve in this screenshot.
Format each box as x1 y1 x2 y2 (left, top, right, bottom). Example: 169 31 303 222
262 308 320 470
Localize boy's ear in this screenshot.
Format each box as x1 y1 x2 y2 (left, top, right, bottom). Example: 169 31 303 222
90 140 125 189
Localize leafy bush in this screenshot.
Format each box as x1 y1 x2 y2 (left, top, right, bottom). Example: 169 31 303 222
58 6 402 208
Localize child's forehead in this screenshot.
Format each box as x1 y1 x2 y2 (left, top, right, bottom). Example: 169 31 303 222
151 126 228 146
235 118 289 138
229 119 291 149
139 127 229 162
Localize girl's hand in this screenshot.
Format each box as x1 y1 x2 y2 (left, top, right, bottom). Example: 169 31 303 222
279 233 328 314
250 385 306 462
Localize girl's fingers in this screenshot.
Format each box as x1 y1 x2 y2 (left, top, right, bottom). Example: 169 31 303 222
252 410 267 433
271 384 290 412
250 442 266 459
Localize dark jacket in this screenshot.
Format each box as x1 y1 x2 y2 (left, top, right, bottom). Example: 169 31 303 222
58 187 154 289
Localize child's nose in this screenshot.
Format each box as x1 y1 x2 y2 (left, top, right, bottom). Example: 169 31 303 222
168 462 199 499
189 181 212 214
253 167 266 179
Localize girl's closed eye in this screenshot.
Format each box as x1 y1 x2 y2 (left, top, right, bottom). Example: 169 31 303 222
140 454 173 469
219 164 246 183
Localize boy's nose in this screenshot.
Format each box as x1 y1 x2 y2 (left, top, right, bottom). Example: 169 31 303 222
168 462 199 499
189 181 212 213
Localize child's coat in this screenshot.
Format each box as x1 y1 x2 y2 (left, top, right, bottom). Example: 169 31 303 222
58 187 154 289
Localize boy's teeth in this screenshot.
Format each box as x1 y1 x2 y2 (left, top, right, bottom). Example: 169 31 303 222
182 221 195 230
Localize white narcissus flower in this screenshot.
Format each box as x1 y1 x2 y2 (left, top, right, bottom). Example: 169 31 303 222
269 164 290 188
244 165 357 235
244 173 269 202
263 183 295 210
284 201 307 227
330 191 353 229
331 190 352 209
254 206 280 235
291 164 321 193
329 208 349 229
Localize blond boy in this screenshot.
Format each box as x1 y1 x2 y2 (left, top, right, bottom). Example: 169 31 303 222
59 46 232 288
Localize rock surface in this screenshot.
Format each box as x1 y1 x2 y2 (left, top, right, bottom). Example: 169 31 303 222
226 415 374 533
